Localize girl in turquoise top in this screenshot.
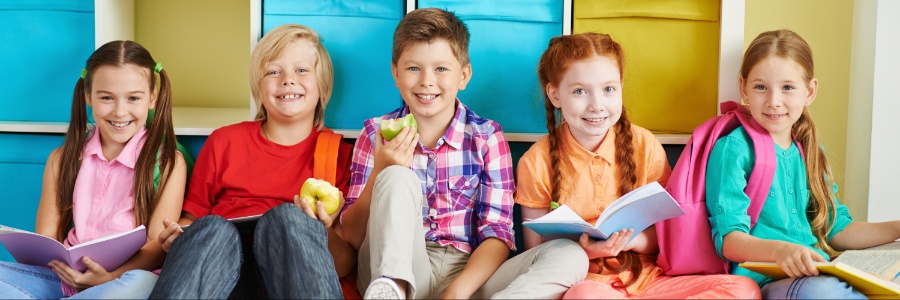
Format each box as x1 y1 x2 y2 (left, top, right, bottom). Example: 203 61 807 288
706 29 900 299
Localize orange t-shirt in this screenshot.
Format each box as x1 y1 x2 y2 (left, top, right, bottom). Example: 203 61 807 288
516 122 671 294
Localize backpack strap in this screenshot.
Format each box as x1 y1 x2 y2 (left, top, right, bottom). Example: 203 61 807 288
314 128 343 186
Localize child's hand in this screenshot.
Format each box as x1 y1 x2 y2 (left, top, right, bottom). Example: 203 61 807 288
158 218 183 252
373 126 418 171
295 194 345 228
773 241 826 278
578 229 633 259
48 257 114 290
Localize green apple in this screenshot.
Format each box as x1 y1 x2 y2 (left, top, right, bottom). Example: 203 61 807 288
299 178 341 215
380 114 417 141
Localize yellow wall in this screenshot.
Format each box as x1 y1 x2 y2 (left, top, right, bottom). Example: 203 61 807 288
744 1 858 217
134 0 249 109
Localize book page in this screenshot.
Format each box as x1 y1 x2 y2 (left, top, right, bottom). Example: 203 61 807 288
835 250 900 283
596 182 662 224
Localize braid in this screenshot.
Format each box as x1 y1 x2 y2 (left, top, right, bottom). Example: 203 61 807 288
546 98 563 210
600 109 641 287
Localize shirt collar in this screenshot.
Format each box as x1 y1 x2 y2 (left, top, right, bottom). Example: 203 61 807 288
82 127 148 168
398 99 467 150
560 122 616 165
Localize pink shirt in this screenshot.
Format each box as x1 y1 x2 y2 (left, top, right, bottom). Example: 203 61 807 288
64 128 147 247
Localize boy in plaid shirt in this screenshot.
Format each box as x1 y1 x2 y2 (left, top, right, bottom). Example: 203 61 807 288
338 8 587 299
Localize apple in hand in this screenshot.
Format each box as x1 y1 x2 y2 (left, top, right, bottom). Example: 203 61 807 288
299 178 341 215
380 114 417 141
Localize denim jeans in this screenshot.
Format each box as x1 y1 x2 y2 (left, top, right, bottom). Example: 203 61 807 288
0 261 157 299
149 204 342 299
761 275 866 299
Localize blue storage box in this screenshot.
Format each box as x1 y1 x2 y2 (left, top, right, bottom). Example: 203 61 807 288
418 0 563 134
0 0 94 122
263 0 406 130
0 133 64 262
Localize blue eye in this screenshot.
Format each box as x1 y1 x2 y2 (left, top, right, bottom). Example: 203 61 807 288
573 88 586 95
782 85 795 91
604 86 616 93
296 68 308 73
754 84 767 91
266 70 280 76
408 67 419 71
436 67 448 72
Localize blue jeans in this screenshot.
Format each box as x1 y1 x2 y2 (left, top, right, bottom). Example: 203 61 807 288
149 204 342 299
761 275 866 299
0 261 157 299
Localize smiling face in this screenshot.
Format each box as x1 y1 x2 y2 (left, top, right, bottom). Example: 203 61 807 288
86 64 156 154
258 39 320 123
547 55 623 151
392 39 471 124
740 55 817 146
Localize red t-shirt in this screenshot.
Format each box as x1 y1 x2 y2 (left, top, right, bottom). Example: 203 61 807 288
182 121 352 219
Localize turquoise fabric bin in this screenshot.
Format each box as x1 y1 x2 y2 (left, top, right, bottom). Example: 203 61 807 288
418 0 563 134
0 133 64 262
263 0 406 130
0 0 94 122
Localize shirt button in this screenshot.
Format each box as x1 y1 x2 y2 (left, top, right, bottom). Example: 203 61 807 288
428 153 435 159
788 189 794 194
791 208 797 214
797 224 803 228
463 181 470 187
595 175 601 181
430 223 437 229
427 178 433 186
429 208 437 216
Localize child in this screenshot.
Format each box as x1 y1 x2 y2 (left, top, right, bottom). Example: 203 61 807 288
148 24 355 299
706 29 900 299
0 40 188 299
339 8 588 299
513 33 761 299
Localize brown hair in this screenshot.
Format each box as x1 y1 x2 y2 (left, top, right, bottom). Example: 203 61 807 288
740 29 837 255
392 8 470 66
537 32 640 286
250 24 334 129
56 40 176 242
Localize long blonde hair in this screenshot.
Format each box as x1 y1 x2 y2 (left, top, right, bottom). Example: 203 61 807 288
741 29 837 255
537 32 641 287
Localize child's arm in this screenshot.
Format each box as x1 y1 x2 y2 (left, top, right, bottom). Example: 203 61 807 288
829 220 900 251
721 231 826 278
341 126 417 249
521 207 549 250
35 149 63 239
624 225 659 254
442 238 509 299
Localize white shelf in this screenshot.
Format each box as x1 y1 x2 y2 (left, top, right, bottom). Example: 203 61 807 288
0 107 252 136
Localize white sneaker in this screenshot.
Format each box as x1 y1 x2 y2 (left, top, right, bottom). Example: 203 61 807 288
364 277 404 299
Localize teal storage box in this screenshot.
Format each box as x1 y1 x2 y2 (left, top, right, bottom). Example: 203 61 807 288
418 0 563 134
0 0 94 122
0 133 64 262
263 0 406 130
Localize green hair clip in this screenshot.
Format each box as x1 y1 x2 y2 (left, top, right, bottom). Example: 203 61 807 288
550 201 560 210
153 62 163 73
80 68 87 79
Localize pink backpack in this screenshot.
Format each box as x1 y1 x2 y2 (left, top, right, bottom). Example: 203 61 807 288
656 101 781 275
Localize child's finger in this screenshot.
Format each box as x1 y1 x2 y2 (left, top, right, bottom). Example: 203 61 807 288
295 195 317 219
578 233 591 248
315 202 330 223
82 257 105 274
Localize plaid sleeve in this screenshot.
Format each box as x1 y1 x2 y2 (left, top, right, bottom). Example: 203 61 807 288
344 120 379 213
475 124 516 251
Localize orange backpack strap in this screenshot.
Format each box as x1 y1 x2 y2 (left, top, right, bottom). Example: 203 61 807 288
314 128 343 185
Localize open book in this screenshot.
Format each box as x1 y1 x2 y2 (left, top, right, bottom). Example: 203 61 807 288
740 241 900 299
523 181 685 241
0 225 146 272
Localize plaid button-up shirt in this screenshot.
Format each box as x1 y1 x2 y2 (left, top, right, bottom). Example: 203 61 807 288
345 100 516 253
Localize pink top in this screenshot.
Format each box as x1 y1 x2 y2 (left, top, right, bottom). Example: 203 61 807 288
64 128 146 247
